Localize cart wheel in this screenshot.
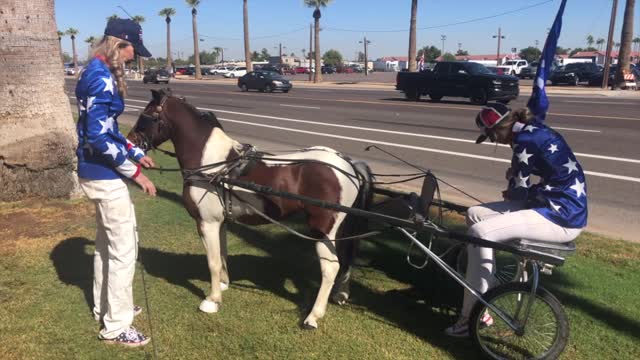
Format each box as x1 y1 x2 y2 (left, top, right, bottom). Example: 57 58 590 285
456 247 526 285
470 282 569 360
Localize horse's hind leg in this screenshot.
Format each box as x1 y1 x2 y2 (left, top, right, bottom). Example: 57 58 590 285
332 238 359 305
303 238 340 330
198 220 225 313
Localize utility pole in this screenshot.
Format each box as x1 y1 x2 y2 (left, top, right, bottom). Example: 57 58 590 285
493 27 505 65
359 36 371 76
602 0 618 89
274 43 286 64
440 35 446 55
309 23 313 82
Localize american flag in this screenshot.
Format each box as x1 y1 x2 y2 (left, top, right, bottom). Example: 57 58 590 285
527 0 567 121
418 54 425 71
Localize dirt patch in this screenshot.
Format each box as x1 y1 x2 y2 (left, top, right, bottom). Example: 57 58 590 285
0 198 93 252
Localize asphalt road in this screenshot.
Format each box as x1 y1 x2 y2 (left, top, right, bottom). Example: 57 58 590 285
65 78 640 241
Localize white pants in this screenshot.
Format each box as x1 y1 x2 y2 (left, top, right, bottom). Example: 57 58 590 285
80 178 137 339
460 200 582 319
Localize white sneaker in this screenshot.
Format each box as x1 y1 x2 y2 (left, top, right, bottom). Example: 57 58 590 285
444 312 494 338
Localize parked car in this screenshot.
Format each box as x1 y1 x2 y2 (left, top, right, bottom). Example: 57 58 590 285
237 71 292 93
224 66 247 78
209 66 230 75
321 65 336 74
294 66 310 74
588 64 640 87
549 62 599 85
396 61 519 105
336 65 354 74
497 59 529 76
143 69 170 84
64 67 76 75
519 62 538 79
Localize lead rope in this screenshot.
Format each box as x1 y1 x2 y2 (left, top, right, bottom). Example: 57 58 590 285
132 204 159 359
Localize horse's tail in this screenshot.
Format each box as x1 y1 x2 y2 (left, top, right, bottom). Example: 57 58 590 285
332 160 374 304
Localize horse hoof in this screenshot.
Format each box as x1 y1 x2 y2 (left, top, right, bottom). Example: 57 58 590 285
221 282 229 291
199 299 220 313
331 292 349 305
302 321 318 330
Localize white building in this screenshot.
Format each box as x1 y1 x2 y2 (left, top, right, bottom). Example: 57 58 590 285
373 56 408 72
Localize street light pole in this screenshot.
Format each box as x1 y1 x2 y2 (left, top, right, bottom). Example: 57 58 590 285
359 36 371 76
440 35 446 55
493 27 505 65
309 23 313 82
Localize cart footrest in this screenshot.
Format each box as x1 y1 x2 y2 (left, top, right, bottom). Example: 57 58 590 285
514 239 576 259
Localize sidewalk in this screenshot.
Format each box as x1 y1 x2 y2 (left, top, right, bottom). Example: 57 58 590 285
128 74 640 99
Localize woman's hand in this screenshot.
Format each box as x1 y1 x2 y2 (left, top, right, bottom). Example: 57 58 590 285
139 156 156 169
505 167 513 180
133 173 157 196
502 189 511 200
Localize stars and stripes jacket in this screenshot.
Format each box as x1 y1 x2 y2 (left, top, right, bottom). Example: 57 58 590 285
507 120 588 229
75 57 145 180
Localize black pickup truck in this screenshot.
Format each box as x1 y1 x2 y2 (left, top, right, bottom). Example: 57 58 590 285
396 61 519 105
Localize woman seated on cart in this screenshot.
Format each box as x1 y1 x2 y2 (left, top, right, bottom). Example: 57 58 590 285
445 103 588 337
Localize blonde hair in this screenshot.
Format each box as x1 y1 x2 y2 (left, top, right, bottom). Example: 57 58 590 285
91 35 131 97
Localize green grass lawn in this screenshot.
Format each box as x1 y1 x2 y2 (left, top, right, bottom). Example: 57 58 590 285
1 147 639 359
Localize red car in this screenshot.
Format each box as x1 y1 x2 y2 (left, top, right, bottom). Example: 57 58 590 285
336 66 354 74
294 66 310 74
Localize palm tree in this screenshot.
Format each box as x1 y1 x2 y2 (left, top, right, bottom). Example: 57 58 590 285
243 0 252 71
586 34 594 48
596 38 605 51
304 0 333 83
614 0 635 89
57 30 65 60
1 0 79 200
159 8 177 71
633 37 640 62
615 42 621 53
214 47 224 63
132 15 146 78
106 14 119 21
408 0 418 72
84 36 96 61
185 0 202 79
65 28 79 73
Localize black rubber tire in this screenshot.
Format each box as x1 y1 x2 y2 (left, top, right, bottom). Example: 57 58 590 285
470 282 569 360
429 94 443 101
470 89 488 105
240 83 248 92
572 76 580 86
283 89 290 93
404 89 420 101
264 84 273 93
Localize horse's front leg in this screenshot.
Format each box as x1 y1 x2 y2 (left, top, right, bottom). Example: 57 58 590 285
303 238 340 329
198 220 225 313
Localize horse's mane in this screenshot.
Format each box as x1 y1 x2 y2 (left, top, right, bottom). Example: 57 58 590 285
159 88 224 130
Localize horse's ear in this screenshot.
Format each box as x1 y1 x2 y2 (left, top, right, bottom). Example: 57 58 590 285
151 89 163 103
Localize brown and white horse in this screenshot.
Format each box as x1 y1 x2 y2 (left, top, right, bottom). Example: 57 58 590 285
127 89 372 329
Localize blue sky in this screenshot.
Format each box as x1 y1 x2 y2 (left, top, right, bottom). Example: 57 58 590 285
55 0 639 62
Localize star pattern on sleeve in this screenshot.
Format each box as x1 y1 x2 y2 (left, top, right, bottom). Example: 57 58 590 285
102 76 115 94
133 147 145 158
570 178 586 198
98 117 115 134
544 185 555 191
548 144 558 154
516 171 530 188
548 200 562 213
516 148 533 165
563 158 578 174
524 125 538 133
87 96 96 110
103 142 120 160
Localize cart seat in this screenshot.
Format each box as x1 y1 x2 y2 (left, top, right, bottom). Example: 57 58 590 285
512 239 576 258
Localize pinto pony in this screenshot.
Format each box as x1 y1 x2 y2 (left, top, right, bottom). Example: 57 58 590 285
127 89 372 329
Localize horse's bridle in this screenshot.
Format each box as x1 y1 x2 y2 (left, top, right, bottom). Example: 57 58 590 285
135 92 171 153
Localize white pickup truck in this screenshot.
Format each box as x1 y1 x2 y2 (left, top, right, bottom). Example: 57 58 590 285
497 60 529 76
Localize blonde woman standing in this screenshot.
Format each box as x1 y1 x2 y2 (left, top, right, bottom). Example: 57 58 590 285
75 18 155 347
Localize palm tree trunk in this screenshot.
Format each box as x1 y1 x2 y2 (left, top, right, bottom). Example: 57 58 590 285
71 36 77 73
314 10 322 83
0 0 79 201
243 0 252 71
614 0 635 89
166 18 172 71
192 9 202 80
408 0 418 72
138 56 144 79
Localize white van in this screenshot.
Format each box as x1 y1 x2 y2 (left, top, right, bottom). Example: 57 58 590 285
224 66 247 78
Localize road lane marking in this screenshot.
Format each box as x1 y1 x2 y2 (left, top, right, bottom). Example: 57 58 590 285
279 104 321 110
552 127 601 133
562 100 639 105
220 117 640 183
126 98 640 164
